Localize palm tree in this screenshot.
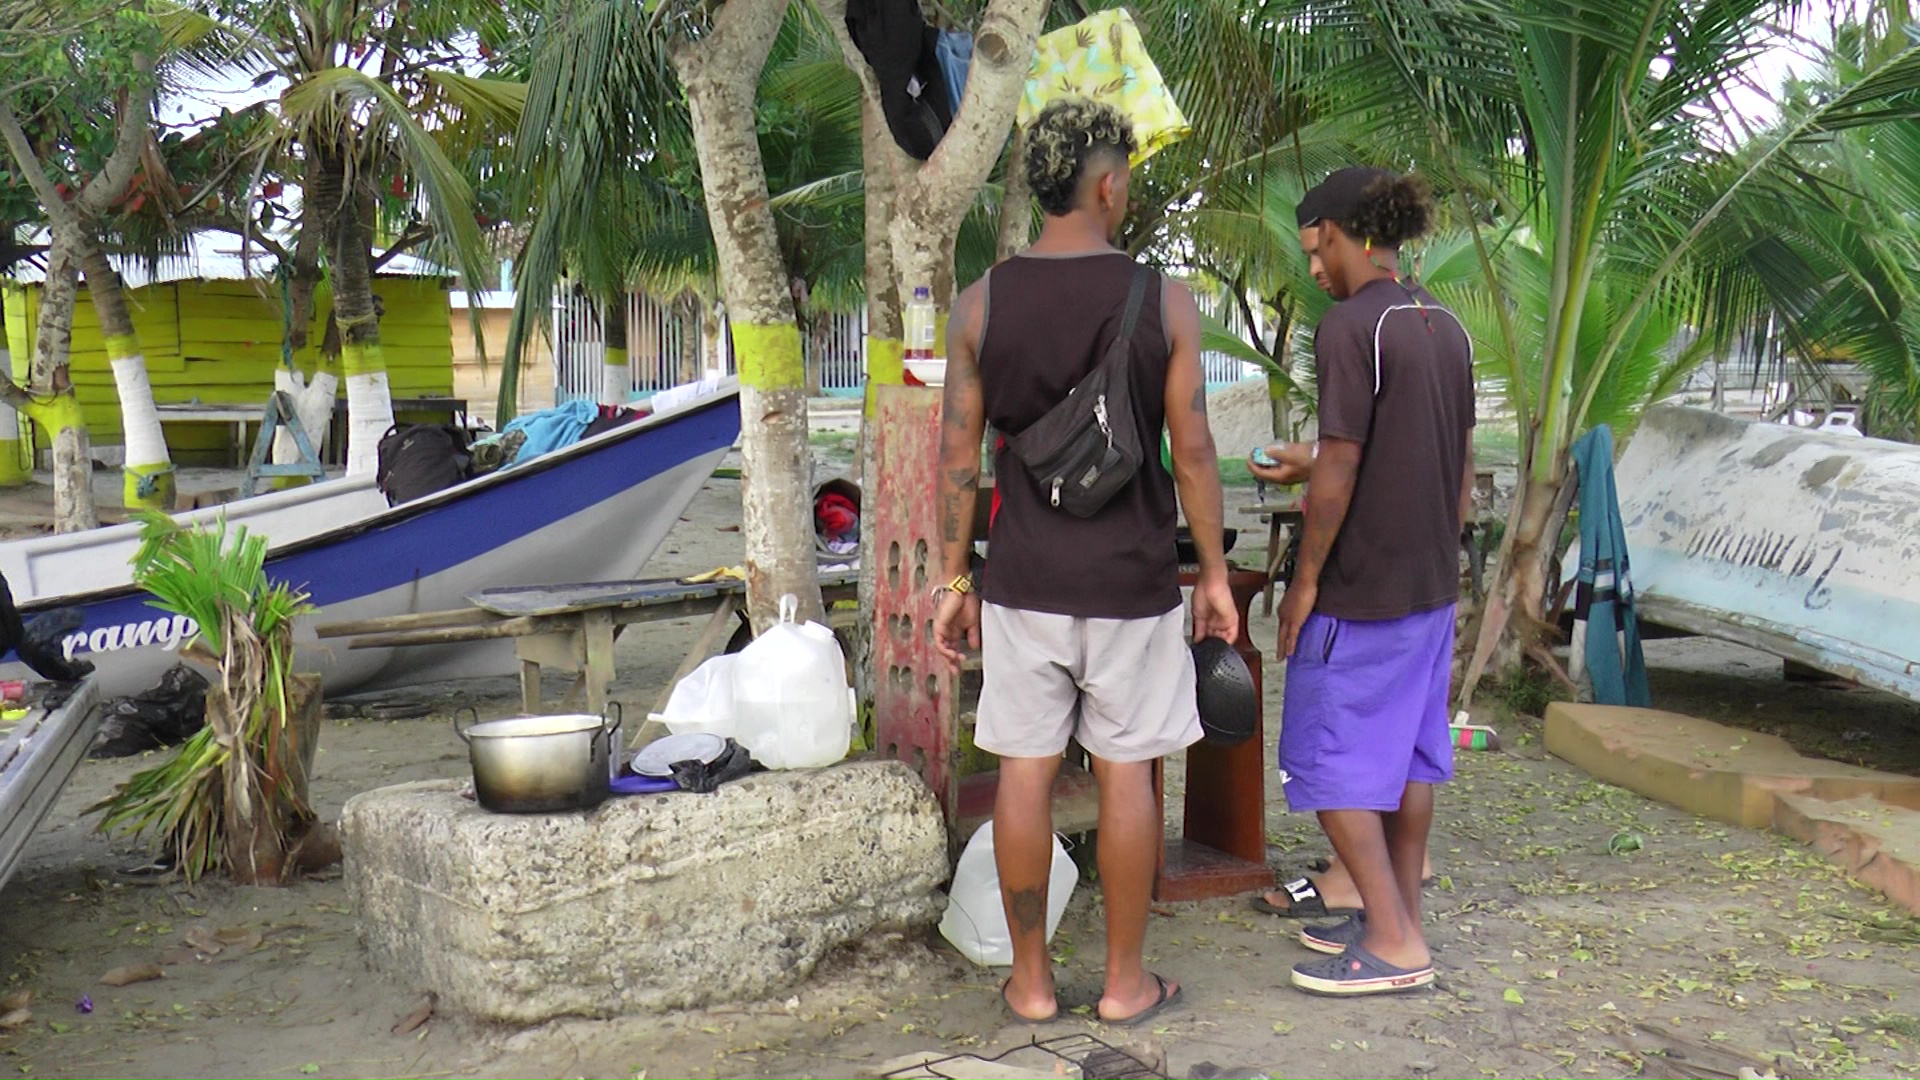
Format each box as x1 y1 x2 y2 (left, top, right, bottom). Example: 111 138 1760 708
1250 0 1920 696
184 0 513 476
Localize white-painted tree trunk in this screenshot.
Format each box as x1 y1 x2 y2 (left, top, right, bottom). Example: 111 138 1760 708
344 365 394 477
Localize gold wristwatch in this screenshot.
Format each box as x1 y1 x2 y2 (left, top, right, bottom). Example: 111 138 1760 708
932 573 975 601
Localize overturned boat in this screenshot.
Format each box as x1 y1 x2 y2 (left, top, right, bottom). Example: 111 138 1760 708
1 384 742 697
1615 406 1920 702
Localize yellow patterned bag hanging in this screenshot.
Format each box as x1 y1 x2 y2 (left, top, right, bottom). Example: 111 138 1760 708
1016 8 1190 167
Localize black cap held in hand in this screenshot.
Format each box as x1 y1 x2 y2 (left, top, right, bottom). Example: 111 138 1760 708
1295 166 1394 229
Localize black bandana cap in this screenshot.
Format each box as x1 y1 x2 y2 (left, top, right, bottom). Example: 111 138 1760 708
1295 166 1395 229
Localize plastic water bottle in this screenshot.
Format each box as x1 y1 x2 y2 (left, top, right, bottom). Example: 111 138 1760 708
904 285 937 364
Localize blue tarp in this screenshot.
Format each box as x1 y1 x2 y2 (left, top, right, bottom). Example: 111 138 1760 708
501 399 598 467
1573 425 1651 707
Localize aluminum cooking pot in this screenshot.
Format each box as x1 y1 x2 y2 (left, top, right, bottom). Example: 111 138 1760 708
454 703 622 813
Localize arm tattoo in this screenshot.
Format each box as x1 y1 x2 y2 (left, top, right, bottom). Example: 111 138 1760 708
1190 385 1207 415
947 466 979 492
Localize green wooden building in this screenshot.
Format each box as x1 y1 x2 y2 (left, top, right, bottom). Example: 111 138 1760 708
3 234 455 465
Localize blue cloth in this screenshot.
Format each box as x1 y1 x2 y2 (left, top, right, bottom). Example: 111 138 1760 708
935 31 973 117
1573 425 1651 707
501 399 598 467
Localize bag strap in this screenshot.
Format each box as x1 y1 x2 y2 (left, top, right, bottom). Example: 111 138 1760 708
1104 265 1152 376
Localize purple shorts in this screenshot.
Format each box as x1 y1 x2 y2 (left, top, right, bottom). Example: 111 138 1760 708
1278 604 1456 813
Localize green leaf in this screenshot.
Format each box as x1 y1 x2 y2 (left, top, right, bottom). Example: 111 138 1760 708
299 1064 319 1075
1504 988 1525 1005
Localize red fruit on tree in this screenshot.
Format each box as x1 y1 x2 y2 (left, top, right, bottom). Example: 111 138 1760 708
262 180 284 198
390 175 406 197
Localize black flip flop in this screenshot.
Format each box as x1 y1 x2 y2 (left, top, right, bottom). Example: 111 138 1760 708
1251 877 1358 920
1101 973 1183 1028
1000 979 1058 1024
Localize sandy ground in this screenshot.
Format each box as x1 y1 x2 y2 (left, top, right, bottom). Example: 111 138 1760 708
1 448 1919 1079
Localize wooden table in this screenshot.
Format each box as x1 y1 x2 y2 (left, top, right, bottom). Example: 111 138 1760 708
155 403 263 467
316 571 858 729
1239 494 1304 616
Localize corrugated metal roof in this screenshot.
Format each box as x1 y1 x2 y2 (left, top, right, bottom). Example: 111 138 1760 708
7 229 448 287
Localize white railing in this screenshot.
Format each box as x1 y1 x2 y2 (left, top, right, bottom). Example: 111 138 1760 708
553 290 1257 404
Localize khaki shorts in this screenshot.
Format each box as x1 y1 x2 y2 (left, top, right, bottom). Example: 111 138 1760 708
975 603 1202 764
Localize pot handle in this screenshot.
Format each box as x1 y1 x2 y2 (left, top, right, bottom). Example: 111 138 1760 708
601 701 623 741
452 705 479 743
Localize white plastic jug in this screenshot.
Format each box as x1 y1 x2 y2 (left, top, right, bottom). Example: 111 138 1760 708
938 821 1078 967
730 595 854 769
652 654 740 738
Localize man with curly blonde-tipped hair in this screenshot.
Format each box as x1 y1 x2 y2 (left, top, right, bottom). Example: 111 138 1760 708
1247 167 1476 997
931 98 1236 1028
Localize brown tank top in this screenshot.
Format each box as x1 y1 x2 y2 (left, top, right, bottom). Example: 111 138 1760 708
977 251 1180 619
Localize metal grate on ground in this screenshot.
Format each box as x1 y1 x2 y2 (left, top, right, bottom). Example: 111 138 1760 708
880 1034 1168 1080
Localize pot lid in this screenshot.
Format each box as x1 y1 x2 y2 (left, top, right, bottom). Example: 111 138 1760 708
632 732 728 777
464 713 606 739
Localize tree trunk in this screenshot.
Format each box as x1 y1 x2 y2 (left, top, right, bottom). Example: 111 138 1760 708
314 150 393 477
996 129 1032 259
221 675 321 885
79 241 175 511
887 0 1047 314
29 234 97 533
676 0 825 631
600 291 630 406
1458 462 1565 705
676 293 703 383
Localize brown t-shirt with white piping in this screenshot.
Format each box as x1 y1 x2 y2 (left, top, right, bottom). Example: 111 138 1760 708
976 251 1180 620
1313 276 1476 621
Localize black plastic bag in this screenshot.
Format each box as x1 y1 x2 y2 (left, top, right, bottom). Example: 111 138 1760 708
669 739 757 794
12 597 94 684
90 665 210 759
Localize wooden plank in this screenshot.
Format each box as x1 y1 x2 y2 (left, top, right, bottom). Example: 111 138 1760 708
470 577 735 618
314 606 498 638
343 615 544 648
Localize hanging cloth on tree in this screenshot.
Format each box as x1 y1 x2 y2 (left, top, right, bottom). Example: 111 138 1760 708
845 0 954 160
1572 425 1651 707
1017 9 1190 167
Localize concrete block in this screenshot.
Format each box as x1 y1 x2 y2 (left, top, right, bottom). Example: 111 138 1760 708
1774 794 1920 916
1543 703 1920 829
341 760 948 1024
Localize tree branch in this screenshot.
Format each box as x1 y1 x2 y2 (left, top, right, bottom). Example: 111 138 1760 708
0 97 72 227
910 0 1047 226
371 224 432 271
76 52 157 218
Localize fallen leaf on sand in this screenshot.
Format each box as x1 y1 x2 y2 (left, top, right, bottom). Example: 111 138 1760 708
0 1008 30 1031
0 990 28 1012
159 948 200 966
214 926 263 949
391 993 436 1035
1503 988 1525 1005
182 928 223 956
100 964 165 987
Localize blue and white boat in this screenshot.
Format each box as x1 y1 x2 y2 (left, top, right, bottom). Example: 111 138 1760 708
0 383 742 698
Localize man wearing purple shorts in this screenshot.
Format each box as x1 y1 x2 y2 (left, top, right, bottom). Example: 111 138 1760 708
1249 167 1475 996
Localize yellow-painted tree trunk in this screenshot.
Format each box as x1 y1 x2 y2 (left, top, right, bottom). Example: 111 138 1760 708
676 0 824 631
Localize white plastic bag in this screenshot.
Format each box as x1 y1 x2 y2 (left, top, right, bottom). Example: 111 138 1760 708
938 821 1078 967
651 653 740 738
731 595 854 769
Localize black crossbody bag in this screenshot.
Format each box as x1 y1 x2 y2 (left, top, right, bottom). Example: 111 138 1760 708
1006 265 1152 518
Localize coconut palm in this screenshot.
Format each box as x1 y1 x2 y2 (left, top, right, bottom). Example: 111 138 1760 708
179 0 516 476
1244 0 1920 695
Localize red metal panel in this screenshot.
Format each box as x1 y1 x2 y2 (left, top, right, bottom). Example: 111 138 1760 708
870 386 958 837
